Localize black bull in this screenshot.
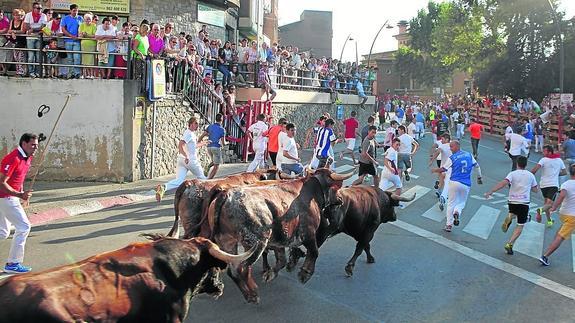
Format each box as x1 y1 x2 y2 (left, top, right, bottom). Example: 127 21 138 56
204 168 354 304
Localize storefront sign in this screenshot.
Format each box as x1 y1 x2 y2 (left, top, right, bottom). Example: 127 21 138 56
198 3 225 27
51 0 130 14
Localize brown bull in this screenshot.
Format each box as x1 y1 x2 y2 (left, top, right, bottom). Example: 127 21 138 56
0 236 254 323
318 186 415 276
203 168 353 304
168 170 278 238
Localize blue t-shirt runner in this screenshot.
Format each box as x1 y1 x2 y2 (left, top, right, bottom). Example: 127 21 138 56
206 123 225 148
443 150 478 187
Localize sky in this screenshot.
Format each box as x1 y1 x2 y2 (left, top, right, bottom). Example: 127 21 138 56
278 0 575 63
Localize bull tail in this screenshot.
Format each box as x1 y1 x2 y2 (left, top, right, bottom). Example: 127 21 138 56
167 182 189 237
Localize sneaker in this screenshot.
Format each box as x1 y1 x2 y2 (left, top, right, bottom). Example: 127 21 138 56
434 180 439 190
435 190 440 198
4 263 31 274
439 196 446 211
453 211 460 226
504 243 514 255
535 208 542 223
539 255 550 266
404 171 410 181
546 219 554 228
501 214 513 233
155 184 166 202
443 225 452 232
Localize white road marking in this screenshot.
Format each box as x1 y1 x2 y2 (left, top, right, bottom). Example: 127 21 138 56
420 204 445 222
401 185 431 208
392 220 575 302
462 205 501 240
490 199 508 205
492 192 506 197
513 221 545 259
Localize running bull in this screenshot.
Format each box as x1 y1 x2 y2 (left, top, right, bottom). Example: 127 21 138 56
204 168 354 304
167 169 278 238
319 186 415 276
0 236 254 323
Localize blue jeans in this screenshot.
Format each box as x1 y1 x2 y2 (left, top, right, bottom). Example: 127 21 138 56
26 38 41 74
217 64 231 86
65 41 81 77
282 162 304 175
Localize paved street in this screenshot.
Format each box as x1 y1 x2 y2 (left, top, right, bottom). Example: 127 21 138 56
1 133 575 322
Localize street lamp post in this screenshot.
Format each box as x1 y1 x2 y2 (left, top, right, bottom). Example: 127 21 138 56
547 0 564 94
365 20 393 70
339 33 353 62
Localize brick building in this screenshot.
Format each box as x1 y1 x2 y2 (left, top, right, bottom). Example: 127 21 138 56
278 10 332 58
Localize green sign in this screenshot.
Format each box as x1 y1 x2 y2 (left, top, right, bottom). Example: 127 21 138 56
198 3 225 27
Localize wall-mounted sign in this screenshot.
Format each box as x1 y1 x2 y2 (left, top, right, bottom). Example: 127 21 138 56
51 0 130 14
198 3 225 27
149 60 166 101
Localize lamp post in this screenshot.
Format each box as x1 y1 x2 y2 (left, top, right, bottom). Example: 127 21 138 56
339 33 353 62
365 20 394 70
547 0 564 94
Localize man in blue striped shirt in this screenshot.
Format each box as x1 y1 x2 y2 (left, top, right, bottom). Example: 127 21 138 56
313 118 337 169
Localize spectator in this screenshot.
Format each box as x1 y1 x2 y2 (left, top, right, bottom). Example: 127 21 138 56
230 64 247 87
217 40 232 86
0 10 10 75
8 9 27 77
78 13 97 79
246 40 258 80
95 17 117 79
61 4 83 78
23 2 47 78
163 22 174 43
258 61 276 102
42 38 58 77
114 22 132 79
237 38 248 77
131 23 150 79
147 23 164 58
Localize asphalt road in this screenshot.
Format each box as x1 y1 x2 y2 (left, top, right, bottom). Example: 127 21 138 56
1 131 574 322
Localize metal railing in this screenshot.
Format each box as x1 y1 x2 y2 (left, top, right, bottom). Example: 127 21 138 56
0 33 131 78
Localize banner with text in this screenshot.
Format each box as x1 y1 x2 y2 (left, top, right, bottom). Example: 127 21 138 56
51 0 129 14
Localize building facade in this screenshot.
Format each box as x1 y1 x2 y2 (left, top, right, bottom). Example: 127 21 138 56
278 10 332 57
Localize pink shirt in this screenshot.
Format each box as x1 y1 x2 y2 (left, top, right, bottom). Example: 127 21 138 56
343 118 359 139
148 34 164 55
0 17 9 31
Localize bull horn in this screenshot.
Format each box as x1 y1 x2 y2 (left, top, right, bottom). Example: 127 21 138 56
330 171 355 181
390 193 416 202
208 241 257 268
306 165 316 175
279 172 297 179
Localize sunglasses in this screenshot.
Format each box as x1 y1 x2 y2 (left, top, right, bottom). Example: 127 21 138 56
34 6 42 9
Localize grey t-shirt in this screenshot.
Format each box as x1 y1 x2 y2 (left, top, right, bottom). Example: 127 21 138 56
360 136 375 164
563 139 575 159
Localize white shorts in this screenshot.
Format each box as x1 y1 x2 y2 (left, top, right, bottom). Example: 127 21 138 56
379 170 403 190
345 138 356 150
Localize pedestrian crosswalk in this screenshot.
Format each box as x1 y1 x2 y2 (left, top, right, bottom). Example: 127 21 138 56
332 160 575 272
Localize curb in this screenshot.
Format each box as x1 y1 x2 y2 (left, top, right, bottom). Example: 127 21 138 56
28 191 156 226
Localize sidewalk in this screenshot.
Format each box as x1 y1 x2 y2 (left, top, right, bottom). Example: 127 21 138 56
22 140 359 227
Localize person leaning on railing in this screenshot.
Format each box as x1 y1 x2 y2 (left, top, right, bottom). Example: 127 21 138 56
131 23 149 80
61 4 83 79
95 17 117 79
114 22 132 79
0 9 10 75
78 13 97 79
23 2 47 78
7 8 27 77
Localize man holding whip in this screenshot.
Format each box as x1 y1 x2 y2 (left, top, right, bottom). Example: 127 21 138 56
0 133 38 273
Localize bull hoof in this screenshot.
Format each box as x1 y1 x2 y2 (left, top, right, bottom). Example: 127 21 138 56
298 268 313 284
367 256 375 264
262 270 277 283
246 293 260 305
287 248 305 272
345 264 354 277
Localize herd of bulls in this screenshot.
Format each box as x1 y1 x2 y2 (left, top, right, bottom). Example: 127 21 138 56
0 168 414 322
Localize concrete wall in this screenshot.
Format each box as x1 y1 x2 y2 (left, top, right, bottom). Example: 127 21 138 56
0 77 133 182
278 10 332 58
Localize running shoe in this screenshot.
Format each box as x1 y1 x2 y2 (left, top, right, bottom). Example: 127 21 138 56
443 225 452 232
453 211 460 226
435 190 441 198
546 219 554 228
501 213 513 233
155 184 166 203
539 255 550 266
504 243 514 255
439 196 446 211
4 263 31 274
535 208 542 223
434 180 440 190
404 171 410 181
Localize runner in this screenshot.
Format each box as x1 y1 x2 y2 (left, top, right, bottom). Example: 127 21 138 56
415 109 425 139
379 138 402 195
397 125 419 182
340 110 360 164
531 145 566 227
312 118 337 169
264 117 287 168
155 117 207 202
198 113 226 179
539 164 575 266
0 133 38 273
485 156 538 255
506 130 529 171
352 125 379 187
432 140 483 232
521 117 533 154
468 118 483 158
281 123 304 176
246 113 269 172
429 133 452 211
382 120 398 152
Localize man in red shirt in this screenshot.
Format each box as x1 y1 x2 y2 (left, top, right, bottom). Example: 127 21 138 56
468 118 483 158
264 117 287 167
0 133 38 274
340 110 360 164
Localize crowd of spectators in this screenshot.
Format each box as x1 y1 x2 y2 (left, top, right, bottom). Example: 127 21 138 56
0 3 376 99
